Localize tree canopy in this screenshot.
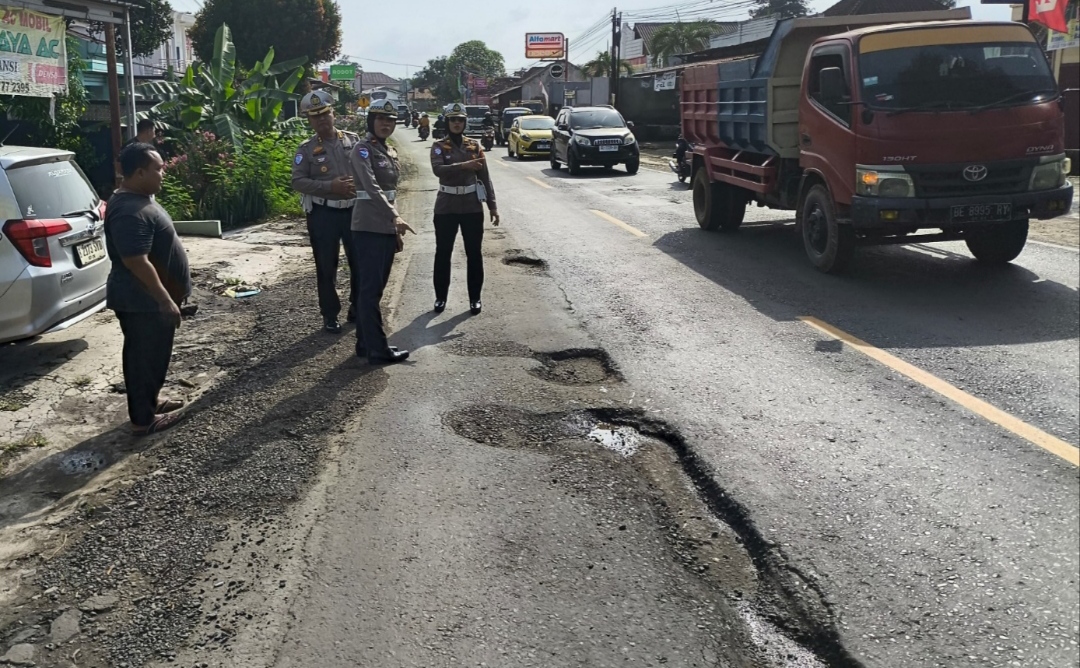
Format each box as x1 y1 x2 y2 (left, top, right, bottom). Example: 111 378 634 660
581 50 633 78
413 43 506 103
90 0 173 58
190 0 342 70
650 21 717 64
750 0 810 19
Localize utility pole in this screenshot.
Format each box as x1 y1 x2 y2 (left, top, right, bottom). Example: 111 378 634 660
610 8 621 109
123 8 138 141
105 23 123 188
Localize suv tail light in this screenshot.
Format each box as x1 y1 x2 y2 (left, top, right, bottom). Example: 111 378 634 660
2 219 73 268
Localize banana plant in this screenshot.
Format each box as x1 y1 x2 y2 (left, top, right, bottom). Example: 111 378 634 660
138 24 307 149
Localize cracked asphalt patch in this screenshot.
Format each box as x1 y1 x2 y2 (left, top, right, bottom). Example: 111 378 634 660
444 403 832 668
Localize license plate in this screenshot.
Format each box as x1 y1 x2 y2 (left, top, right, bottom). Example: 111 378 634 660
599 145 619 152
76 238 105 266
950 202 1012 224
535 143 549 150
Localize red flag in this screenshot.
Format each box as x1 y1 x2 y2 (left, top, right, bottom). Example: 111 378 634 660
1029 0 1070 33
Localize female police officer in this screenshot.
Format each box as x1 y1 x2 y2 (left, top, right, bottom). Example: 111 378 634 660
430 103 499 315
350 100 415 365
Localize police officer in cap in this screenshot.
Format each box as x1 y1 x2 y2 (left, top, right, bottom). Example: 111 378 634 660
349 100 415 365
430 103 499 315
291 89 362 333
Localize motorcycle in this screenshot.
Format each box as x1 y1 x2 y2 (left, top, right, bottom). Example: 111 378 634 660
481 128 495 151
669 137 693 184
419 125 430 140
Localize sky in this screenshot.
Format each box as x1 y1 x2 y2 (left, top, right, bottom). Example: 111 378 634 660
169 0 1012 80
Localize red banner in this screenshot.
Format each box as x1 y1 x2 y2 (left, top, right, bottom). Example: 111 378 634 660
1029 0 1069 33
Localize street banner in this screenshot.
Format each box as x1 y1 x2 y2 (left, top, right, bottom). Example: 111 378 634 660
0 6 67 97
1046 4 1079 50
329 64 357 81
1028 0 1070 34
654 70 676 92
526 33 565 59
473 77 488 90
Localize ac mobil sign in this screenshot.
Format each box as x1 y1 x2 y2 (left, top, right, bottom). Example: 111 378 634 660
526 32 565 59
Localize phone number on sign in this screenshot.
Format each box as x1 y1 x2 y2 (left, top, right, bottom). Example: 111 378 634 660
0 81 31 94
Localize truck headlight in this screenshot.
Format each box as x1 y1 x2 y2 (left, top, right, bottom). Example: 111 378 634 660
856 167 914 198
1030 155 1069 191
573 134 592 146
623 134 636 145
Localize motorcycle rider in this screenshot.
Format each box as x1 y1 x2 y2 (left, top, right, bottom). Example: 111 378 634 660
481 112 495 131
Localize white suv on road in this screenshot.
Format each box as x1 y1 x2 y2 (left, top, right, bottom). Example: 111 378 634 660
0 146 109 344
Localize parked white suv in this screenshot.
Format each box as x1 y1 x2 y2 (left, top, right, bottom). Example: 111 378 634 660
0 146 109 344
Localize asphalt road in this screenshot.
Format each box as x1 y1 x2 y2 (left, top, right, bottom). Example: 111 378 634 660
229 130 1078 668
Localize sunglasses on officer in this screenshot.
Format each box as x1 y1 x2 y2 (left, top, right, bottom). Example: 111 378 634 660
448 117 466 123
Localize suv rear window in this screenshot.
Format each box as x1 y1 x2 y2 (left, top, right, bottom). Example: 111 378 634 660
570 109 626 130
6 159 98 220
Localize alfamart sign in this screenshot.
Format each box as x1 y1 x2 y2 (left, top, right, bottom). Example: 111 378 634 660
0 7 68 97
526 32 565 59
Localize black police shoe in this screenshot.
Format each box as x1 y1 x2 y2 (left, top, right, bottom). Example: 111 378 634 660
368 349 410 365
433 300 447 314
324 318 342 333
470 301 482 315
357 345 400 359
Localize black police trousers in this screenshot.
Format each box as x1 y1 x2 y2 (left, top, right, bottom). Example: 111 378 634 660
433 213 485 303
352 231 397 358
306 204 359 321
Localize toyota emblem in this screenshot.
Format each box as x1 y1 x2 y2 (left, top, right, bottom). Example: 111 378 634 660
963 164 988 182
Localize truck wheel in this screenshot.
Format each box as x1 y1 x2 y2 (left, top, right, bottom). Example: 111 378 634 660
965 220 1028 264
801 184 855 273
693 170 743 232
550 151 561 170
625 158 640 175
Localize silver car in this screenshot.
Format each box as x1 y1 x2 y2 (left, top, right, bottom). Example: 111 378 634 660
0 146 109 344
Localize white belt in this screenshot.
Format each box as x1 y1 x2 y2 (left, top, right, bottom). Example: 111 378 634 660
356 190 396 202
311 197 354 209
439 184 477 195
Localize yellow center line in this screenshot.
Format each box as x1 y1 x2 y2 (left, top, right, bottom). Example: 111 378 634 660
590 210 648 238
527 176 552 189
800 316 1080 467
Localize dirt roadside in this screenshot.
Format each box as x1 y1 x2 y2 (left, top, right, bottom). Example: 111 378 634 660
0 201 413 666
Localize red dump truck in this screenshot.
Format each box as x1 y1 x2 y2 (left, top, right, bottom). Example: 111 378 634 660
681 12 1074 272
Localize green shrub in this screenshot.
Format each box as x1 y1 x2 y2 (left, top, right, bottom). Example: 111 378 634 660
159 130 305 228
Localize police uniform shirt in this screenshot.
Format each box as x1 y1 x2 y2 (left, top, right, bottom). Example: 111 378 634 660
430 136 498 216
291 130 358 200
350 133 401 235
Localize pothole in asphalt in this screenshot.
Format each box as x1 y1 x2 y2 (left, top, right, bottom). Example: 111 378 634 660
531 348 622 386
59 451 108 475
502 249 547 270
445 403 851 668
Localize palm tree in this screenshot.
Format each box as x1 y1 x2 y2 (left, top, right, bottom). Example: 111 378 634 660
581 50 634 78
650 21 717 65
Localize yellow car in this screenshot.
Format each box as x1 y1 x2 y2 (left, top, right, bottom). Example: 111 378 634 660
507 115 556 159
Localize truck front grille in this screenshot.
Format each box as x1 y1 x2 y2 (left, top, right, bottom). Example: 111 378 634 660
909 161 1031 198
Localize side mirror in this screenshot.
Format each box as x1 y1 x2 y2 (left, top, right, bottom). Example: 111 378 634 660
558 124 569 132
819 67 845 105
626 120 635 129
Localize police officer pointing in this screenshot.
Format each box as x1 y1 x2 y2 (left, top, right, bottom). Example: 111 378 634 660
350 100 415 365
291 90 361 333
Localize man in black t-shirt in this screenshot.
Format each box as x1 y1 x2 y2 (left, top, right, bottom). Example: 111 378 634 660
105 142 192 435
